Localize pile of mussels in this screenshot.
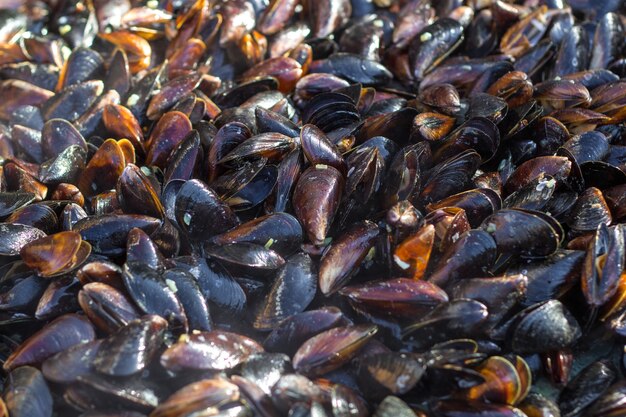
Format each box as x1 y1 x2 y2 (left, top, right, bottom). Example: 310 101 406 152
1 0 626 416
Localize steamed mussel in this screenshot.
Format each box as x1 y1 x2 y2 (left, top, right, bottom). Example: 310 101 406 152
1 1 626 417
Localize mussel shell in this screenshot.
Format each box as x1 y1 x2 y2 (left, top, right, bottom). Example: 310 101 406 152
209 212 302 257
584 379 626 417
319 221 379 295
432 117 500 164
309 53 392 86
74 214 160 256
3 366 53 417
150 378 241 417
481 209 561 259
449 275 528 335
160 331 263 371
409 18 464 80
373 396 416 417
35 275 81 320
78 282 141 334
340 278 448 320
163 268 213 332
567 187 612 232
428 230 497 288
115 165 163 219
582 224 625 308
122 262 188 333
254 252 317 330
77 138 126 198
0 192 36 217
175 179 240 244
203 242 285 277
357 353 425 399
41 118 87 159
93 315 167 377
38 145 86 185
559 361 616 417
172 256 247 316
227 165 278 211
293 324 378 376
509 300 581 354
3 313 96 371
41 339 103 384
506 250 585 307
402 299 488 349
420 150 481 206
0 223 46 256
19 231 84 277
293 165 344 245
263 307 350 355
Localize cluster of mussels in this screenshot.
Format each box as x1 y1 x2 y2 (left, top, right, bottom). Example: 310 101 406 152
1 0 626 416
